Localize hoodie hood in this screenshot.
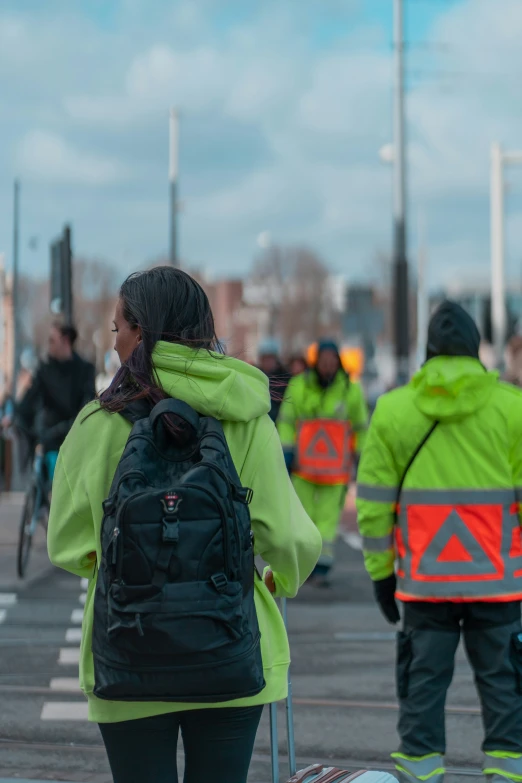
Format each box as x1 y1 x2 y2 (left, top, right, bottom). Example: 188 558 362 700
152 341 270 423
411 356 498 421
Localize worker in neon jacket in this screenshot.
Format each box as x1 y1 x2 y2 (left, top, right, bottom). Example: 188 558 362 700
278 340 368 586
356 301 522 783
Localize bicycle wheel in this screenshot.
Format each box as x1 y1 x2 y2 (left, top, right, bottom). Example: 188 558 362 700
17 484 37 579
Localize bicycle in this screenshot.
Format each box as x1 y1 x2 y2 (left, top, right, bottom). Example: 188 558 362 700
17 445 55 579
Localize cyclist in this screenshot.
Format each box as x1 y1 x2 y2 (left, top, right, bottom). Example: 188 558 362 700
15 322 96 483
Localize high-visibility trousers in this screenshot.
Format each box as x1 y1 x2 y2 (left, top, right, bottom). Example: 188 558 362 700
291 475 346 567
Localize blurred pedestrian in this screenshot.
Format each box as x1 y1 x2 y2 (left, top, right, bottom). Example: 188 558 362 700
15 322 95 484
288 354 308 377
257 338 291 423
47 267 321 783
504 334 522 387
278 339 368 586
0 393 14 493
357 300 522 783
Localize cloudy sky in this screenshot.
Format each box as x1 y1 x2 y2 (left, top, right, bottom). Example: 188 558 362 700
1 0 522 289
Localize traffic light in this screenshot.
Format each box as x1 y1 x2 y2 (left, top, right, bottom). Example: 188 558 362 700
50 225 73 322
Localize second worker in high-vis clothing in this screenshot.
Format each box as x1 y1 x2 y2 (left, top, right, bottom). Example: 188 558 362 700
357 301 522 783
278 340 368 585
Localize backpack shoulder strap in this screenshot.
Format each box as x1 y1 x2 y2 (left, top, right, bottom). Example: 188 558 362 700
119 399 152 425
394 420 439 521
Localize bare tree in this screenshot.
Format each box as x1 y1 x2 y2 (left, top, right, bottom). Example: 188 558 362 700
251 244 338 355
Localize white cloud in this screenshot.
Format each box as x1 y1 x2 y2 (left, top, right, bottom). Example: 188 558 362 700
298 51 390 135
2 0 522 282
17 130 128 186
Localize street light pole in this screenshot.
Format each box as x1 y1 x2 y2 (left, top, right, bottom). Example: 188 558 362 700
416 211 428 370
490 143 505 369
169 108 179 267
12 180 20 395
393 0 410 385
490 143 522 368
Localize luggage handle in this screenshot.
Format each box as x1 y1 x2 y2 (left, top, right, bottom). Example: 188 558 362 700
149 398 199 433
270 597 297 783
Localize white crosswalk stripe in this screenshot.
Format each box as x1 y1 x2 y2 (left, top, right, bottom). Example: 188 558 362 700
42 577 86 722
49 677 82 692
0 592 17 606
58 647 81 665
41 702 88 721
70 608 84 624
65 627 82 643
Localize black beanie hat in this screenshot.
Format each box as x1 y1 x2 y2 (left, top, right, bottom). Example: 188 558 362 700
426 300 481 362
317 339 340 356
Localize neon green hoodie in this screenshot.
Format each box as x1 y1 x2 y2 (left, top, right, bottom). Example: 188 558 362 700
48 342 322 723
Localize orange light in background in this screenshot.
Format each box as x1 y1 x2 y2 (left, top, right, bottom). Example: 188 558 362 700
306 343 364 380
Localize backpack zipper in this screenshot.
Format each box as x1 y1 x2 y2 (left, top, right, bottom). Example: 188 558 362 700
112 491 144 581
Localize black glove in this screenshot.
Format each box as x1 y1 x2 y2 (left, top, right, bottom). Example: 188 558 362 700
373 574 400 625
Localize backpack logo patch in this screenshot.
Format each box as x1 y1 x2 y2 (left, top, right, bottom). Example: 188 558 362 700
161 492 182 515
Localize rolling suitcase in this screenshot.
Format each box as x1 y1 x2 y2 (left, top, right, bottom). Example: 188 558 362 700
270 599 398 783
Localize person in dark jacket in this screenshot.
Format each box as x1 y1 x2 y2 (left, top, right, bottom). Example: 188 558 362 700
16 323 96 479
257 339 291 423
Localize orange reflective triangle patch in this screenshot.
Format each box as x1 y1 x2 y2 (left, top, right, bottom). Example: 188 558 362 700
304 430 338 460
437 533 473 563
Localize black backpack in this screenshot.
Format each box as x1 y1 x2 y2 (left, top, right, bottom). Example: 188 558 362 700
92 398 265 703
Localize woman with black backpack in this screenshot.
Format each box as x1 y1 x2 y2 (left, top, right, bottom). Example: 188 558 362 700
48 266 322 783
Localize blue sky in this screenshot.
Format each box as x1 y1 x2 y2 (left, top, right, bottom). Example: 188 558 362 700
1 0 522 290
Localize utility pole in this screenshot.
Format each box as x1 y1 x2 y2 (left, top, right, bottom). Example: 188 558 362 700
393 0 410 385
490 142 522 368
169 108 179 266
490 142 505 369
12 180 20 394
416 212 428 370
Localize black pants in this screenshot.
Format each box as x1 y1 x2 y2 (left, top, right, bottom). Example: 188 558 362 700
397 601 522 756
99 705 263 783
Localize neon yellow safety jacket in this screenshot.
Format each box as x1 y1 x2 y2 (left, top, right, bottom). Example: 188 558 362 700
278 370 368 483
356 356 522 602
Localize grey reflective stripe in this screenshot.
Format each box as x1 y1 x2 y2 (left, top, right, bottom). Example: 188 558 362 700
393 754 445 781
483 753 522 777
400 488 516 505
362 534 394 552
356 484 397 503
397 575 522 600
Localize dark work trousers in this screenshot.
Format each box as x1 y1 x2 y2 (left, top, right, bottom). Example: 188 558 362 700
99 705 263 783
397 601 522 756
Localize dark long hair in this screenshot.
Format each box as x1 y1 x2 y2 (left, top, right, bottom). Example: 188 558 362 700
99 267 218 430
